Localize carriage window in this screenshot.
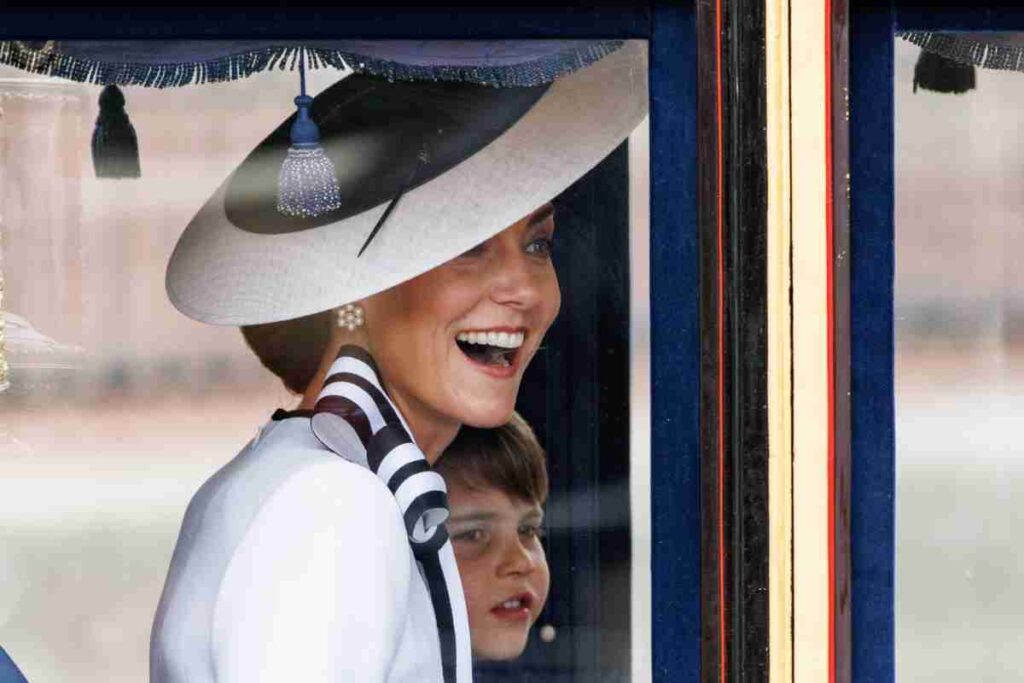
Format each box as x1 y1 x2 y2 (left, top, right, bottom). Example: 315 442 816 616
896 33 1024 681
0 42 652 682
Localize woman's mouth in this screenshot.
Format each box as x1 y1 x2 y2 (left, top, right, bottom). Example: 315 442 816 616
489 593 534 621
455 328 525 375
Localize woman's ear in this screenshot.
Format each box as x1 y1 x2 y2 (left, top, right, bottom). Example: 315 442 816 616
297 302 372 409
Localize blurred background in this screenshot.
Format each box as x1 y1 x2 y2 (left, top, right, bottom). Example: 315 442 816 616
0 63 338 682
896 37 1024 681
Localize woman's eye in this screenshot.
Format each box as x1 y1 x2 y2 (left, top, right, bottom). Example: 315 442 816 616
525 237 554 257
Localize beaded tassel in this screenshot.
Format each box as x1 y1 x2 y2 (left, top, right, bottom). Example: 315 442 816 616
276 50 341 218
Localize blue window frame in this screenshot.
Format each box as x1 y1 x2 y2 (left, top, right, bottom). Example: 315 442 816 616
852 3 1024 681
0 3 700 681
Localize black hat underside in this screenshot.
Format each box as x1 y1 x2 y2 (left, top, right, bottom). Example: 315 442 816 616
225 74 550 235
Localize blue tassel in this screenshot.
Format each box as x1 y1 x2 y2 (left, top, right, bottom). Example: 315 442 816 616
276 53 341 218
91 85 141 178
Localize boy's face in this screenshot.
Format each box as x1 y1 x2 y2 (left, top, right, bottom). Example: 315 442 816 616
447 483 550 661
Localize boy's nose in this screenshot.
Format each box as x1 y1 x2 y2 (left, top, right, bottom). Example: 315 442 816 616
497 538 538 576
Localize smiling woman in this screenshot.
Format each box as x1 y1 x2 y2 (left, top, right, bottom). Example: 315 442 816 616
351 204 561 442
238 203 556 414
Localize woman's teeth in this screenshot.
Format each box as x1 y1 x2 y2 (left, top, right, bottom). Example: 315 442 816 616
456 330 525 349
456 330 525 368
501 599 523 609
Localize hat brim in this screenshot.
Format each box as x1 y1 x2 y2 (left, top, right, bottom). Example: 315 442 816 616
166 40 647 326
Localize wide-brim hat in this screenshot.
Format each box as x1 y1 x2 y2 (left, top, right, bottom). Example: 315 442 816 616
166 40 647 326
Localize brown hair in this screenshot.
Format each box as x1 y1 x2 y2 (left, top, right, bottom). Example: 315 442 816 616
434 412 548 505
240 310 334 394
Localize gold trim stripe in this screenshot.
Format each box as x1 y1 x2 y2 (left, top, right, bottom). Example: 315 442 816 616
768 1 833 680
766 0 794 679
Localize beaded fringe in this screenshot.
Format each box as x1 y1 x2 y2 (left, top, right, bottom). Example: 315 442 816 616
901 31 1024 74
0 41 623 89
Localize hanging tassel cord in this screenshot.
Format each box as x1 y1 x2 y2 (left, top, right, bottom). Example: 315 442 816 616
291 50 317 148
276 48 342 218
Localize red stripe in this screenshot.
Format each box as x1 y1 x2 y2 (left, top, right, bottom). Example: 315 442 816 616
715 0 728 680
824 1 837 681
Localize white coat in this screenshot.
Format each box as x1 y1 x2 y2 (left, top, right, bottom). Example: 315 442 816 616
150 414 466 682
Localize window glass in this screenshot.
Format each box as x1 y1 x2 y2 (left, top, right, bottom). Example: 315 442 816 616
896 34 1024 680
0 42 651 682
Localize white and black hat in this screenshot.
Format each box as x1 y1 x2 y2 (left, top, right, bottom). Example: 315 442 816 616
165 40 648 326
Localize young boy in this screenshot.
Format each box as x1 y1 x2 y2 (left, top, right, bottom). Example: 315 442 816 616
435 412 551 661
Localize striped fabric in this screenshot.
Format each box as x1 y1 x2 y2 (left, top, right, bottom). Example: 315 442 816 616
310 345 471 683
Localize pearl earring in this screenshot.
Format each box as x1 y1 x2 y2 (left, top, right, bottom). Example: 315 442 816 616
335 303 365 331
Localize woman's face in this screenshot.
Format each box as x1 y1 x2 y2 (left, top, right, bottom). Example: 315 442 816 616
447 484 550 661
363 204 560 430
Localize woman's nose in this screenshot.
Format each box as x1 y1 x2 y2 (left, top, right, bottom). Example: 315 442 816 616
489 247 542 309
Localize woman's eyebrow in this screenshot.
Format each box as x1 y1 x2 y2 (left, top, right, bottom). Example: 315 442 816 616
527 203 555 227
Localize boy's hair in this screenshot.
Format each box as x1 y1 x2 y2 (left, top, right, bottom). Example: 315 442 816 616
435 412 548 505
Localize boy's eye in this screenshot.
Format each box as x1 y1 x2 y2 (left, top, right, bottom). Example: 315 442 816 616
453 528 488 544
519 524 544 540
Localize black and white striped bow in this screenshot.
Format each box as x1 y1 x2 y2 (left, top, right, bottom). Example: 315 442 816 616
310 345 471 683
310 345 451 557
